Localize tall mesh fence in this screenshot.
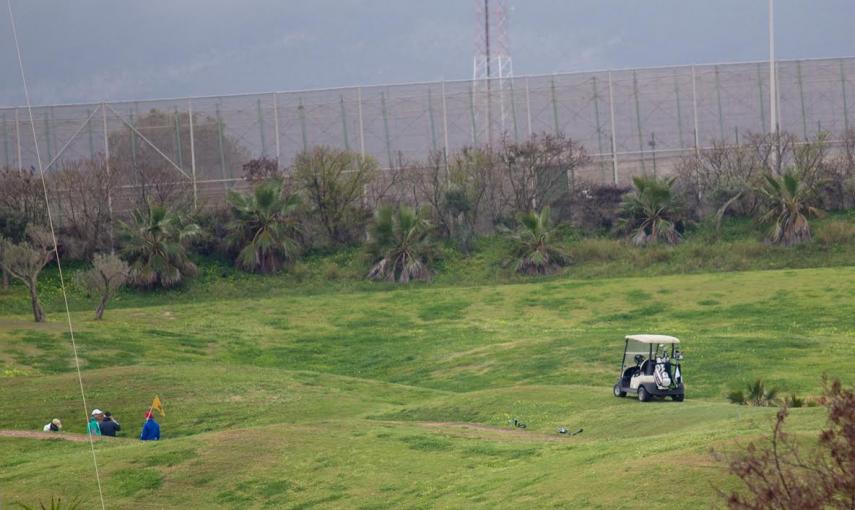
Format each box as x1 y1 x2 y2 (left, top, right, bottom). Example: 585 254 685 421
2 57 854 205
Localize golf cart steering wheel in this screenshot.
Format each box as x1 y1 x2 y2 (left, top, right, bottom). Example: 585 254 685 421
634 354 644 365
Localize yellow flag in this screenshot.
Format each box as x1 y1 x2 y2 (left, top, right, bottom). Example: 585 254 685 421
151 395 165 417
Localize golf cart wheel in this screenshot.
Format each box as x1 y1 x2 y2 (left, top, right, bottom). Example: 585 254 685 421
672 393 685 402
613 384 626 398
638 386 651 402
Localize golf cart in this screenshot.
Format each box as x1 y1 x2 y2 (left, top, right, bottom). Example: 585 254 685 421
613 334 685 402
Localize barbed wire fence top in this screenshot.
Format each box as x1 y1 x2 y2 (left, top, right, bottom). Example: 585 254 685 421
1 56 854 202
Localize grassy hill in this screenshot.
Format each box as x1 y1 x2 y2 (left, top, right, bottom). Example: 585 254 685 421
1 261 853 508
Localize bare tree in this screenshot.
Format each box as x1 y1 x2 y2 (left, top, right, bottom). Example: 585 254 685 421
0 167 48 228
0 226 54 322
77 253 130 320
293 147 378 245
497 133 590 216
48 158 118 259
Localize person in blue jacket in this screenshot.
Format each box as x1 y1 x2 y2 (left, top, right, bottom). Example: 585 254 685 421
140 411 160 441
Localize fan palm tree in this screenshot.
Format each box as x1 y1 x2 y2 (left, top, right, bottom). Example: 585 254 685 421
226 180 301 273
366 206 433 283
758 170 823 246
619 176 683 246
119 205 199 288
507 207 570 275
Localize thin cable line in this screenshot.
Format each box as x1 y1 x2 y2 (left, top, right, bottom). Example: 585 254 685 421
6 1 107 508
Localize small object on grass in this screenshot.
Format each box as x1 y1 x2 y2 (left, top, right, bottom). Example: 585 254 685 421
558 427 568 434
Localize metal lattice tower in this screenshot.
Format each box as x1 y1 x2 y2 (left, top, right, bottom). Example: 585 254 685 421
473 0 513 146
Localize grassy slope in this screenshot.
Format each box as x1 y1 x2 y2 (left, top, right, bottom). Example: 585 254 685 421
1 262 853 508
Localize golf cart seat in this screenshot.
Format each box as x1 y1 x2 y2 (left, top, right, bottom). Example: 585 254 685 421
640 359 655 376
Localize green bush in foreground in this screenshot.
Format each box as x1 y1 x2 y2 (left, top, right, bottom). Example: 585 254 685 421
13 497 83 510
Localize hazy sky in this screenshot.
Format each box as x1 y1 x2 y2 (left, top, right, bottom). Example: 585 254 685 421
0 1 853 106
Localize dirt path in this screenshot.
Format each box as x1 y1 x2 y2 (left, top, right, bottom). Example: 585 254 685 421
0 430 108 442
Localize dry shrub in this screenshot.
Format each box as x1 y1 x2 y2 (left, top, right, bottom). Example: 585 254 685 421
569 238 624 263
814 220 855 247
722 378 855 510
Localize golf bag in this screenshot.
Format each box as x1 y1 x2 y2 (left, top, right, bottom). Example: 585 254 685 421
654 357 672 389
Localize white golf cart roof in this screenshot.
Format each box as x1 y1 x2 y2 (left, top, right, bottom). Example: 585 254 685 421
625 334 680 344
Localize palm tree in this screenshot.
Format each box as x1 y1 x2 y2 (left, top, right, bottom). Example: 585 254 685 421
366 206 433 283
619 176 683 246
758 170 823 246
119 205 199 288
506 207 570 275
226 180 301 273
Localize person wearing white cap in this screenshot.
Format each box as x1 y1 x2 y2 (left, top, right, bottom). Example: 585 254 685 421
42 418 62 432
87 409 103 436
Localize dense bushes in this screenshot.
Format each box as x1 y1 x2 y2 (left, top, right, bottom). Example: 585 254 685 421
0 129 854 314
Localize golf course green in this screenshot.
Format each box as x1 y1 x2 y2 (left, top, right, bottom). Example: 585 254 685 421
1 259 853 508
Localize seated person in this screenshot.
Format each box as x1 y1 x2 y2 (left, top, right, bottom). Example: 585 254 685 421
42 418 62 432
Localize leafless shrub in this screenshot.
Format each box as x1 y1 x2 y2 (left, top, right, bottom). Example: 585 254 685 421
721 378 855 510
48 158 118 259
496 133 590 217
77 253 129 320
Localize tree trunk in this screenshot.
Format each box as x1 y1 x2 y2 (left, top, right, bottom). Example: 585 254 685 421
2 268 7 290
28 280 45 323
95 294 109 320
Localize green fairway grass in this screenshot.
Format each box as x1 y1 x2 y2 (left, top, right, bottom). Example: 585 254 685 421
1 263 853 508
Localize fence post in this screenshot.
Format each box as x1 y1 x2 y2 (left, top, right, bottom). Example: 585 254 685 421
673 69 685 148
49 106 58 160
691 65 702 200
173 106 184 169
357 88 366 159
525 77 533 139
796 61 808 140
216 101 227 191
468 84 478 146
298 97 308 153
509 78 519 143
441 81 450 171
188 99 198 210
43 110 52 163
650 132 657 177
87 107 95 160
714 65 725 141
381 91 393 168
427 87 438 153
550 76 560 136
101 104 115 252
15 108 22 170
757 63 767 134
339 95 351 152
840 60 850 133
129 108 138 176
272 92 281 168
632 70 645 172
691 65 701 160
256 98 267 156
608 71 619 185
2 112 8 168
